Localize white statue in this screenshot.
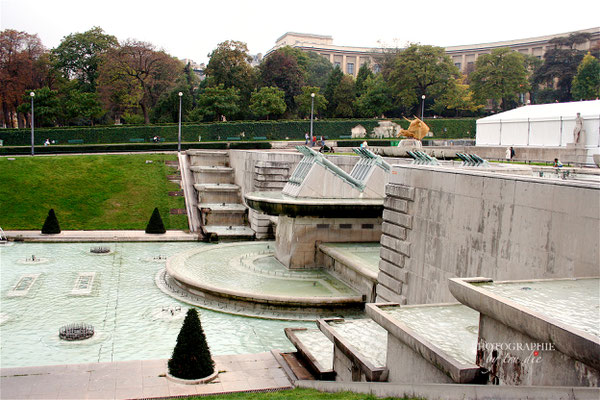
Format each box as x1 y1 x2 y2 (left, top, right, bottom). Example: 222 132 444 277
573 113 585 144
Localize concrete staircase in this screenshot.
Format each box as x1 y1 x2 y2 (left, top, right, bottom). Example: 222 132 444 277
187 150 254 240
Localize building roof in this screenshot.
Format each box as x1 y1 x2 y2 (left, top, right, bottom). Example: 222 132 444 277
477 100 600 123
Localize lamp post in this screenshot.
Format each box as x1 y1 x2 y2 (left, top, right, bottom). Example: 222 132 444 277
30 91 35 156
421 94 426 120
177 92 183 153
310 92 315 145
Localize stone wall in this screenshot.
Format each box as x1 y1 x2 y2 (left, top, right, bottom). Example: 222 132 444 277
377 164 600 305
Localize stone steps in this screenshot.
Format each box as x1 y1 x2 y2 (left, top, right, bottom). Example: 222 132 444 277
198 203 247 226
203 225 255 240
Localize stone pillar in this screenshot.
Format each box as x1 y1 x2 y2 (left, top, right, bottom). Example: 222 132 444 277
342 55 347 74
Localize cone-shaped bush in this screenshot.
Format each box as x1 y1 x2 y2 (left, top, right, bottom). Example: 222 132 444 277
145 207 166 234
168 308 215 380
41 209 61 234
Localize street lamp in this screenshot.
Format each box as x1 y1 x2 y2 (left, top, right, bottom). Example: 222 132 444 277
30 91 35 156
178 92 183 153
310 93 315 145
421 94 426 120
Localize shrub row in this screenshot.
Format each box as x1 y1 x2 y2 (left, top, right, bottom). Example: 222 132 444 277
0 118 476 147
0 141 272 155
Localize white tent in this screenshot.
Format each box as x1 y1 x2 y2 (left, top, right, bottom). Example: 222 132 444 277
476 100 600 148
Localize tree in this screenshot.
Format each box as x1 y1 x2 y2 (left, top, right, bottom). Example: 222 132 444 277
470 48 529 111
152 86 193 123
571 53 600 100
51 26 118 92
249 86 286 119
98 40 183 124
259 49 304 114
324 66 343 117
17 87 60 127
168 308 214 380
41 209 61 234
355 74 393 118
331 75 356 117
205 40 256 114
294 87 328 118
382 44 459 117
196 84 240 121
279 47 332 89
145 207 166 234
0 29 47 128
355 63 374 96
532 33 595 103
432 75 483 116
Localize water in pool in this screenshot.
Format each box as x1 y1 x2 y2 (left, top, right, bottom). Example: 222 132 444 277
0 242 313 368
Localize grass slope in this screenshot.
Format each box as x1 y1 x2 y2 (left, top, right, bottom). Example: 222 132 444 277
186 388 420 400
0 154 187 230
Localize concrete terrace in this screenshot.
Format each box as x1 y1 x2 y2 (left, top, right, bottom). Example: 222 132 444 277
0 352 292 400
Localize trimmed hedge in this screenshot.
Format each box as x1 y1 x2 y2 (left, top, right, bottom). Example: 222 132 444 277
0 118 476 147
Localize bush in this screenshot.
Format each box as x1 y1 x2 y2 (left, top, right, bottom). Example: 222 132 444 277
168 308 214 380
0 118 477 147
41 209 61 234
145 207 166 234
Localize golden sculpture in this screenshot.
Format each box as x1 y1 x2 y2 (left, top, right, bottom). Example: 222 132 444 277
397 117 430 141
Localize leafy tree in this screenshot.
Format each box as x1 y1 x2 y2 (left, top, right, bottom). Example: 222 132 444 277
51 26 117 92
571 53 600 100
168 308 214 380
470 48 529 111
145 207 166 234
355 74 393 117
532 33 595 103
249 86 286 119
294 87 328 118
432 75 483 116
259 49 303 114
17 87 60 127
324 66 343 117
197 84 240 121
382 44 459 117
41 209 61 234
332 75 356 117
205 40 256 113
279 47 332 89
0 29 47 128
98 40 183 124
97 54 142 124
355 63 374 96
152 86 193 123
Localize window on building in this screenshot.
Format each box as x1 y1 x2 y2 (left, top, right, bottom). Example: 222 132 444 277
455 62 462 70
334 62 341 68
347 63 354 74
373 64 381 73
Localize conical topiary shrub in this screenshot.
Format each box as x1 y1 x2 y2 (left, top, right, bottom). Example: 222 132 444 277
145 207 166 234
168 308 215 380
41 209 61 234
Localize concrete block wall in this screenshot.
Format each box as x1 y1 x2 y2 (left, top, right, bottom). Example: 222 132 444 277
377 164 600 305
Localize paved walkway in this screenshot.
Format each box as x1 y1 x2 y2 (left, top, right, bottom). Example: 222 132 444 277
0 352 292 400
3 230 199 242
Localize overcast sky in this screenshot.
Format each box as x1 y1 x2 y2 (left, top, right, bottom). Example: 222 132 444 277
2 0 599 65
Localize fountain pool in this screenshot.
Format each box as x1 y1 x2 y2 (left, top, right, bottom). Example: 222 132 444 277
0 242 316 368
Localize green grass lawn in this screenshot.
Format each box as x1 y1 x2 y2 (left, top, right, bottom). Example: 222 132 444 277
186 388 420 400
0 154 188 230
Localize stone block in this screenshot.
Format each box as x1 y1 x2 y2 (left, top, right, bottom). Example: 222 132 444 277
381 235 411 258
385 184 415 201
454 172 483 198
376 284 407 304
384 197 409 213
377 270 403 294
514 181 554 211
378 259 407 281
382 222 407 240
382 209 412 229
380 246 406 268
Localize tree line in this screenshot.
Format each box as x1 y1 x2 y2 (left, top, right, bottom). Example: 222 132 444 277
1 27 598 129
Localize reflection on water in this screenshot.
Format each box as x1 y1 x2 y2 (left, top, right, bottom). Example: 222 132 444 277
0 242 313 368
478 278 600 338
